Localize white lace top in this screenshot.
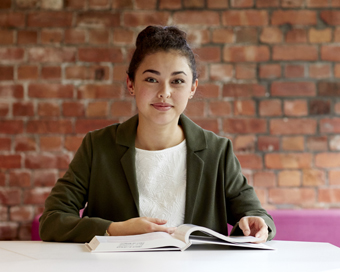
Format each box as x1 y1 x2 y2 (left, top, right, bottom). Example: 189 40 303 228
135 140 187 227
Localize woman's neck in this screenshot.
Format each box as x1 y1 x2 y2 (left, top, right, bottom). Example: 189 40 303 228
135 120 185 151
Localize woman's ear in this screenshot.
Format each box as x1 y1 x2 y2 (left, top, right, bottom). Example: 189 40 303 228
189 79 198 99
126 76 135 96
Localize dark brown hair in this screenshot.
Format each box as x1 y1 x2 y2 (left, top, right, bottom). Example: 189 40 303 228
127 25 197 84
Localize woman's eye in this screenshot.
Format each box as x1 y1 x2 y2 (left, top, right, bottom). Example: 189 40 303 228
172 79 185 84
145 78 157 83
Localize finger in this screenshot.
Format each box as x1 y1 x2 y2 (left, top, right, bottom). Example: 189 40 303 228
239 217 251 236
144 217 167 225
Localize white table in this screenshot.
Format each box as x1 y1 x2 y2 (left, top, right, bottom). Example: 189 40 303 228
0 240 339 272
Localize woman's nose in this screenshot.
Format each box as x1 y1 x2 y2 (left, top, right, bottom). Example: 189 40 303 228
157 84 171 98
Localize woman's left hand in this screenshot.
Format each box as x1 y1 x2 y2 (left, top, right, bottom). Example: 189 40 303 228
238 216 268 243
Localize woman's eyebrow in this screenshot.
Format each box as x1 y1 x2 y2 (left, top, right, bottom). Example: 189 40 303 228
172 71 187 76
142 69 160 75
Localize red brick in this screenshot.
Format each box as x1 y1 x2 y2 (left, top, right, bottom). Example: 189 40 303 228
212 28 233 44
273 45 318 61
40 136 62 151
282 136 304 151
23 188 52 205
185 101 205 118
10 206 34 222
253 171 275 187
223 84 266 97
310 99 330 115
330 135 340 151
284 100 308 116
309 28 332 43
17 65 39 80
17 30 38 44
183 0 204 7
224 118 267 134
64 29 86 44
207 0 228 7
285 29 307 43
27 120 73 134
0 48 24 62
0 137 11 151
329 170 340 185
318 81 340 96
235 64 256 80
173 11 219 26
320 118 340 134
271 82 316 96
111 0 133 8
319 188 340 203
307 0 330 7
320 10 340 25
193 47 221 63
88 29 109 45
270 118 316 135
76 12 120 27
28 47 76 63
0 29 14 44
75 119 116 133
41 29 63 45
209 101 232 116
224 46 270 62
234 100 255 116
9 170 31 187
260 27 282 44
25 154 71 169
210 64 233 81
88 0 110 9
333 0 340 7
306 136 328 151
0 66 13 80
309 64 331 79
29 84 73 98
259 64 281 79
321 46 340 61
159 0 182 9
336 102 340 114
0 12 25 27
278 171 301 187
271 10 317 25
111 101 133 117
123 11 169 27
86 101 109 117
269 188 316 205
334 27 340 42
78 48 123 63
33 170 57 187
281 0 304 7
230 0 253 7
222 10 268 26
256 0 279 7
77 84 122 99
16 0 39 8
259 99 282 116
0 188 21 205
62 102 85 117
113 64 128 82
236 154 263 170
14 137 36 152
28 12 73 27
0 205 7 220
65 65 110 80
233 135 255 152
0 222 19 240
38 102 60 117
0 120 24 134
41 66 61 80
235 28 258 43
64 136 83 151
196 83 219 98
0 0 11 9
265 153 312 169
303 169 325 186
284 64 305 78
113 28 134 45
13 102 34 116
65 0 86 9
187 29 210 45
0 85 23 98
0 155 21 169
0 102 9 116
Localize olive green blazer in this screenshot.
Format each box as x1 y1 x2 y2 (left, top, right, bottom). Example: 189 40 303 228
39 114 276 242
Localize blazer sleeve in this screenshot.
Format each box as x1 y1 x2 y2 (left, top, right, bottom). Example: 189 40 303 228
39 133 112 243
224 140 276 240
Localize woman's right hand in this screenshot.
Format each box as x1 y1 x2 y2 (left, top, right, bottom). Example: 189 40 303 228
107 217 176 236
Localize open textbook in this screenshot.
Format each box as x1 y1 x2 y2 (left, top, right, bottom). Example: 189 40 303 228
85 224 274 252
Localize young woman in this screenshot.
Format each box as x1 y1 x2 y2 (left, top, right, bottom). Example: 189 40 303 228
39 26 276 243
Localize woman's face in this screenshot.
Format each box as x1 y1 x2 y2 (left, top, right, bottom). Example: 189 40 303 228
127 50 198 128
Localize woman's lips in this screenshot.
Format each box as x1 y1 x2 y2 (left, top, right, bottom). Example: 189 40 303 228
151 103 173 111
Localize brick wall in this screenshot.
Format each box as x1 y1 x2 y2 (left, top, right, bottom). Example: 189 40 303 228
1 0 340 240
